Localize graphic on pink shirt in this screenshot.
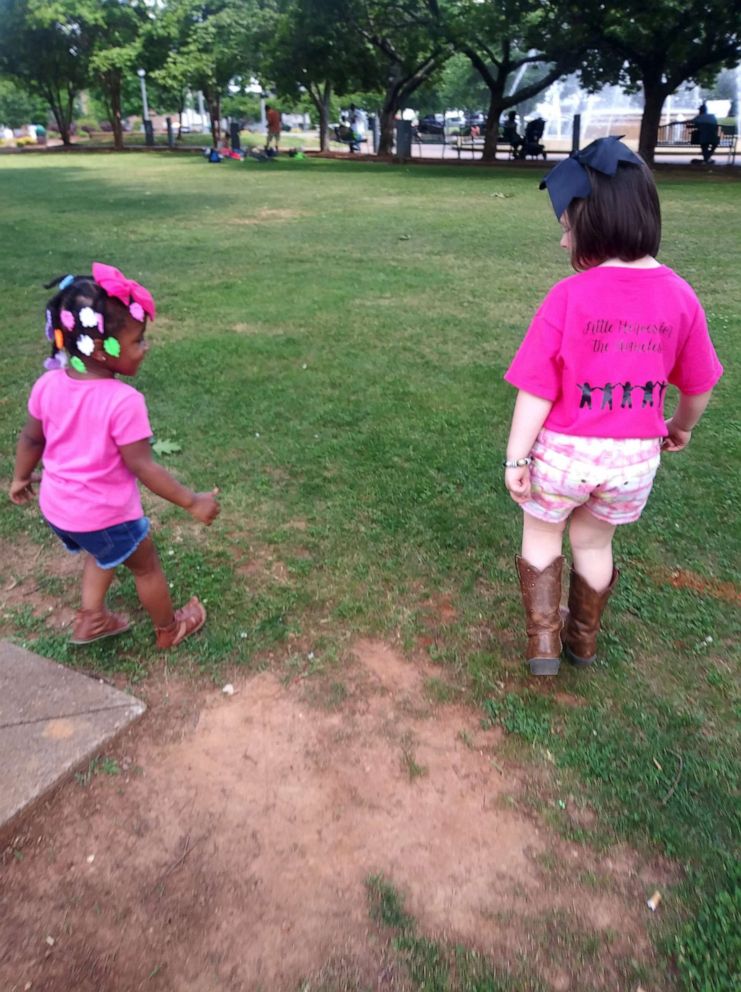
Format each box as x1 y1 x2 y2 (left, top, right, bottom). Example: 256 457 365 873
504 265 723 439
28 371 152 531
576 379 668 411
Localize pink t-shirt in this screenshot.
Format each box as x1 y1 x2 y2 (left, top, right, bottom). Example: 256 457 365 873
28 371 152 531
505 265 723 438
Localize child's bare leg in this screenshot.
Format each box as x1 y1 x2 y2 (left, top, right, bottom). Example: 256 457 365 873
521 512 566 568
73 554 129 644
122 536 174 628
81 554 116 611
567 507 615 591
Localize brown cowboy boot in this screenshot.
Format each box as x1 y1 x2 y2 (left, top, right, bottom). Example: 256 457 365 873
562 568 619 667
515 556 564 676
71 609 131 645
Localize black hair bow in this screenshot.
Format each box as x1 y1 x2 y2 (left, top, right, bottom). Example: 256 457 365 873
539 136 644 220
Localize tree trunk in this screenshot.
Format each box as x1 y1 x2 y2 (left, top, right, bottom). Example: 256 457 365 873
482 85 507 162
44 85 73 145
378 69 402 157
378 100 398 157
308 81 331 152
50 102 72 145
110 78 124 151
207 90 222 147
638 80 667 165
377 57 442 156
318 82 331 152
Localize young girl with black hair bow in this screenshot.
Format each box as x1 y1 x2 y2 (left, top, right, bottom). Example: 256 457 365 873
10 263 220 648
504 138 723 676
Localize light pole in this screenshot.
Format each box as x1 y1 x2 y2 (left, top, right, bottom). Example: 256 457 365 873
137 68 149 125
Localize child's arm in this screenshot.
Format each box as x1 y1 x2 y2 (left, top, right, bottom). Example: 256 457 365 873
10 414 45 505
504 390 553 504
663 388 714 452
119 439 220 525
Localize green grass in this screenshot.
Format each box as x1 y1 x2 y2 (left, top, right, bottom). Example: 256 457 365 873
366 874 544 991
0 154 739 990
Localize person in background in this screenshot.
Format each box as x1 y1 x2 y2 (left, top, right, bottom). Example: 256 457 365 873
265 103 282 153
348 103 367 153
501 110 523 157
690 103 719 163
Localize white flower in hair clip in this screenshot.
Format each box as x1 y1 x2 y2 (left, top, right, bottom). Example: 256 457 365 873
79 306 99 329
77 334 95 356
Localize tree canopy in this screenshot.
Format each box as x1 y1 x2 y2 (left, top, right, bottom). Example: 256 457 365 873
0 0 738 160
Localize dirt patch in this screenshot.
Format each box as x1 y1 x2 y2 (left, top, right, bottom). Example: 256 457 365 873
0 533 79 636
650 565 740 605
1 640 666 991
421 593 458 626
230 207 308 225
235 548 291 585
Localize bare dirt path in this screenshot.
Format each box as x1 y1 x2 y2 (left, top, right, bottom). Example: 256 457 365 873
1 640 672 992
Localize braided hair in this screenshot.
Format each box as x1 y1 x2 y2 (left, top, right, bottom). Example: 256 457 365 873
43 274 129 372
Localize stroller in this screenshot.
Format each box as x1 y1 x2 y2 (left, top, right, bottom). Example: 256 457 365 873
516 118 546 160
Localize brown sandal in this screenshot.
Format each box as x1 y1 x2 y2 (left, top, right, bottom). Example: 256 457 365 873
72 609 131 645
155 596 207 649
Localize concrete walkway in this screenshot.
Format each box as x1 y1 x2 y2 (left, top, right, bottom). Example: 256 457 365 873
0 640 145 836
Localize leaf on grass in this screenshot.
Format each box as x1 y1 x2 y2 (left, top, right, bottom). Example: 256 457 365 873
152 438 182 456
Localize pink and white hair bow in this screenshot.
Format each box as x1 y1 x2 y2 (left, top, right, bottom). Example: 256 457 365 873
92 262 156 321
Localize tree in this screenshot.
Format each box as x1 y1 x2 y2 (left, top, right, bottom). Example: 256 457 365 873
0 78 48 128
0 0 91 145
146 0 199 137
580 1 741 163
266 0 380 151
413 51 489 116
344 0 452 155
86 0 151 150
440 0 591 161
156 0 266 147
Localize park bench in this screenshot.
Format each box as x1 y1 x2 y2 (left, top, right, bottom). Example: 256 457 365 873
452 134 521 159
414 129 451 156
656 121 737 165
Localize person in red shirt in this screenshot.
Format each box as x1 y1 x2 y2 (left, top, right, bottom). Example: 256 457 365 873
503 137 723 676
265 104 281 152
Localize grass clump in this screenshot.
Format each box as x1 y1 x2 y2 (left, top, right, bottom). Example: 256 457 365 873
365 874 541 992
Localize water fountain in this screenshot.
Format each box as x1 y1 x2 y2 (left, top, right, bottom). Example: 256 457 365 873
532 77 712 150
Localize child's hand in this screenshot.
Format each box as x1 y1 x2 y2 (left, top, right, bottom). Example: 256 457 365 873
504 466 531 504
9 474 40 505
662 419 693 452
188 488 220 525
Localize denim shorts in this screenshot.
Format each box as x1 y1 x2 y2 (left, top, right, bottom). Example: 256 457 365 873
47 517 151 569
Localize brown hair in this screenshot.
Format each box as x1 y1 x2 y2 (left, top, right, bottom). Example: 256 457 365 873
566 159 661 271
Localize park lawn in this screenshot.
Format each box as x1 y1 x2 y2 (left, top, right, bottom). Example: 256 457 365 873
0 154 739 991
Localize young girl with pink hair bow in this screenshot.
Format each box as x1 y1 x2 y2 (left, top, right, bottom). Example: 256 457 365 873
10 263 220 649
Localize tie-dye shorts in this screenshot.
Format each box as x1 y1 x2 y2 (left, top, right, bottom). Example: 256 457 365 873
521 429 662 526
